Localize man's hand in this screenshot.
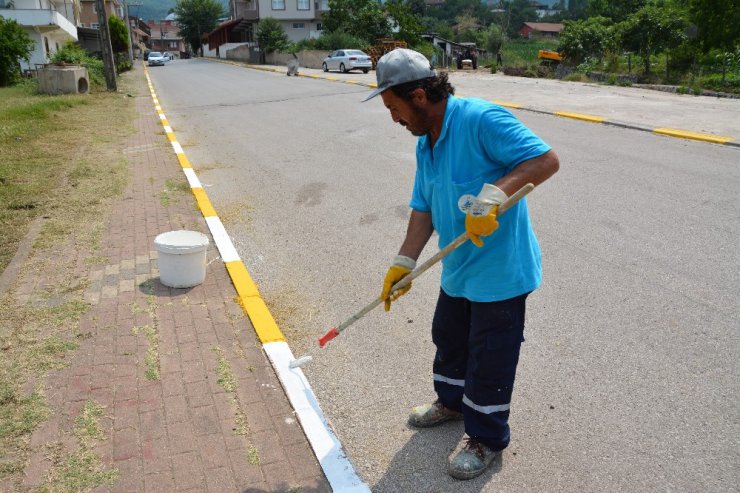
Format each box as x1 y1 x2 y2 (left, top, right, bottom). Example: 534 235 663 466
465 184 508 247
380 255 416 311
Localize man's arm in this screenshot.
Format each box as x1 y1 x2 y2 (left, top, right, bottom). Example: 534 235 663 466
494 149 560 197
398 209 434 261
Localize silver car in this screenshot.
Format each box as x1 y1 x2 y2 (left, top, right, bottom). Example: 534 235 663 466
322 49 372 74
147 51 167 66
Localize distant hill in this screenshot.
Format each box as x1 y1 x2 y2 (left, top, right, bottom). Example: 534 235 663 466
133 0 229 23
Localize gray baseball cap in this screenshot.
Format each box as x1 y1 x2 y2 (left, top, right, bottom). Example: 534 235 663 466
362 48 436 102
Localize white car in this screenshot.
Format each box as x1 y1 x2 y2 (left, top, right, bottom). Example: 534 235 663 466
147 52 167 66
322 49 372 74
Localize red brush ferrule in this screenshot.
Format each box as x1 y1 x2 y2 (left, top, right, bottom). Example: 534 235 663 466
318 327 339 348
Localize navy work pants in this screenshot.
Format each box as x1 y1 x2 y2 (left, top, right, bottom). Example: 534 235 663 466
431 289 528 451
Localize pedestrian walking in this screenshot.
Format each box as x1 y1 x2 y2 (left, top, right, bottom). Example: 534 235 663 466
497 51 503 66
363 48 559 480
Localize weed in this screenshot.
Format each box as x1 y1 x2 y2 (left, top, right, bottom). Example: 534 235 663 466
213 346 236 393
40 400 119 491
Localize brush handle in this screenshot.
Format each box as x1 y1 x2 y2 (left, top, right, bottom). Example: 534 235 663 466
318 183 535 347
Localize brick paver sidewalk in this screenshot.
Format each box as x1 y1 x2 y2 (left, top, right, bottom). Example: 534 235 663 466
20 66 330 492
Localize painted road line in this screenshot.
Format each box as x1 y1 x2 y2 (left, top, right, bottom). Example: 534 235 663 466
264 341 372 493
145 63 369 491
554 111 607 123
204 216 240 263
491 100 524 109
653 128 735 144
182 167 202 189
191 188 217 218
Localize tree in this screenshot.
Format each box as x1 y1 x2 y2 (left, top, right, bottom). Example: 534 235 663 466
256 18 288 54
558 16 615 65
108 15 130 53
323 0 390 43
484 24 506 56
385 1 424 45
689 0 739 54
172 0 224 55
586 0 647 23
618 4 688 75
0 17 34 86
494 0 537 38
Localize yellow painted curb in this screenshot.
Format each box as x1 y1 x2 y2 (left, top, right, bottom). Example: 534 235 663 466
191 188 217 217
491 100 524 109
177 153 192 169
225 260 260 299
653 128 734 144
368 83 378 88
554 111 606 123
240 297 286 343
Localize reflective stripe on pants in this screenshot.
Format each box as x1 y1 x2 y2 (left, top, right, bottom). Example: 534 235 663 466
431 288 528 451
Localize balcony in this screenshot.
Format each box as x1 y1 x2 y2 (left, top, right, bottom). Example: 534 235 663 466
0 8 77 39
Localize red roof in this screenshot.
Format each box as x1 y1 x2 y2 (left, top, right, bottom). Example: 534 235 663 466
522 22 564 33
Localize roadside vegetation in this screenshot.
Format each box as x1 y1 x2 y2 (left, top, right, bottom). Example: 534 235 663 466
0 71 136 490
230 0 739 95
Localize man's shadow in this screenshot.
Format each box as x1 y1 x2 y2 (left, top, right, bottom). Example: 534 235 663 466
372 422 503 493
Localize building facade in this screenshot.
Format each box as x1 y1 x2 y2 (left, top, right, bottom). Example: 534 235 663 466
0 0 79 70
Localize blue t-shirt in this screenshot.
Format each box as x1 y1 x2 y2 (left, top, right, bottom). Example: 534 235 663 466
410 96 551 302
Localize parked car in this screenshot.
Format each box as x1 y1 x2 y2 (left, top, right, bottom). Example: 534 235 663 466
147 52 167 66
322 49 372 74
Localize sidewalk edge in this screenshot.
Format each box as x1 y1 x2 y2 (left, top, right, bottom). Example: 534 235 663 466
143 64 370 492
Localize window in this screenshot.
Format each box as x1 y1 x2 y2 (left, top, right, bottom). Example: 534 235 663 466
91 23 99 29
297 0 309 10
292 23 304 29
316 23 323 31
271 0 285 9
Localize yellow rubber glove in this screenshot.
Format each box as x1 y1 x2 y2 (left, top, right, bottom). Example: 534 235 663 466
464 184 508 248
380 255 416 311
465 205 500 247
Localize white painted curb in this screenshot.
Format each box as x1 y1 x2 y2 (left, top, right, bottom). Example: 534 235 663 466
263 342 371 493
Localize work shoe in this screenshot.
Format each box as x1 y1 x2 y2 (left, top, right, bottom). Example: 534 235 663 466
447 436 500 480
408 400 463 428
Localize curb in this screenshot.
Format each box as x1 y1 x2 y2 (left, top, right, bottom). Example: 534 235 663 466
143 64 371 493
207 58 738 147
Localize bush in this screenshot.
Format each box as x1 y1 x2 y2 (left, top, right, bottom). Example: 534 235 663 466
312 31 369 51
49 42 105 86
114 52 132 74
0 17 35 87
698 73 740 94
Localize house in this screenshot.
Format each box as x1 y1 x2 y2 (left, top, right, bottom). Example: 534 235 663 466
147 16 186 56
519 22 563 38
0 0 79 71
76 0 125 55
78 0 122 29
532 3 561 18
128 17 150 58
203 0 330 58
254 0 327 42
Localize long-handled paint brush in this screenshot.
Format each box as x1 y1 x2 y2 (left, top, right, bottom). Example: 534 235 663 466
288 183 535 369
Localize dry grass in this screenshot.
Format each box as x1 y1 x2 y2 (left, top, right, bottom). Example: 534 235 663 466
0 72 138 491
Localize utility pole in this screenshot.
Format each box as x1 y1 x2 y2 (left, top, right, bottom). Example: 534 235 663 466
95 0 117 91
125 2 142 61
123 0 133 63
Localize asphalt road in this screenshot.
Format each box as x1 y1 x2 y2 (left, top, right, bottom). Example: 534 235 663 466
148 58 739 492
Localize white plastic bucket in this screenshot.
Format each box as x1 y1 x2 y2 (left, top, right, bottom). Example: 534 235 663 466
154 230 210 288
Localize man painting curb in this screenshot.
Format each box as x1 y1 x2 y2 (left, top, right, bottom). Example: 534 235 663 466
365 48 559 480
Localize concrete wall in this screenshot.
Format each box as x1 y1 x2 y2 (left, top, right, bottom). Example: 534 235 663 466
265 50 331 70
